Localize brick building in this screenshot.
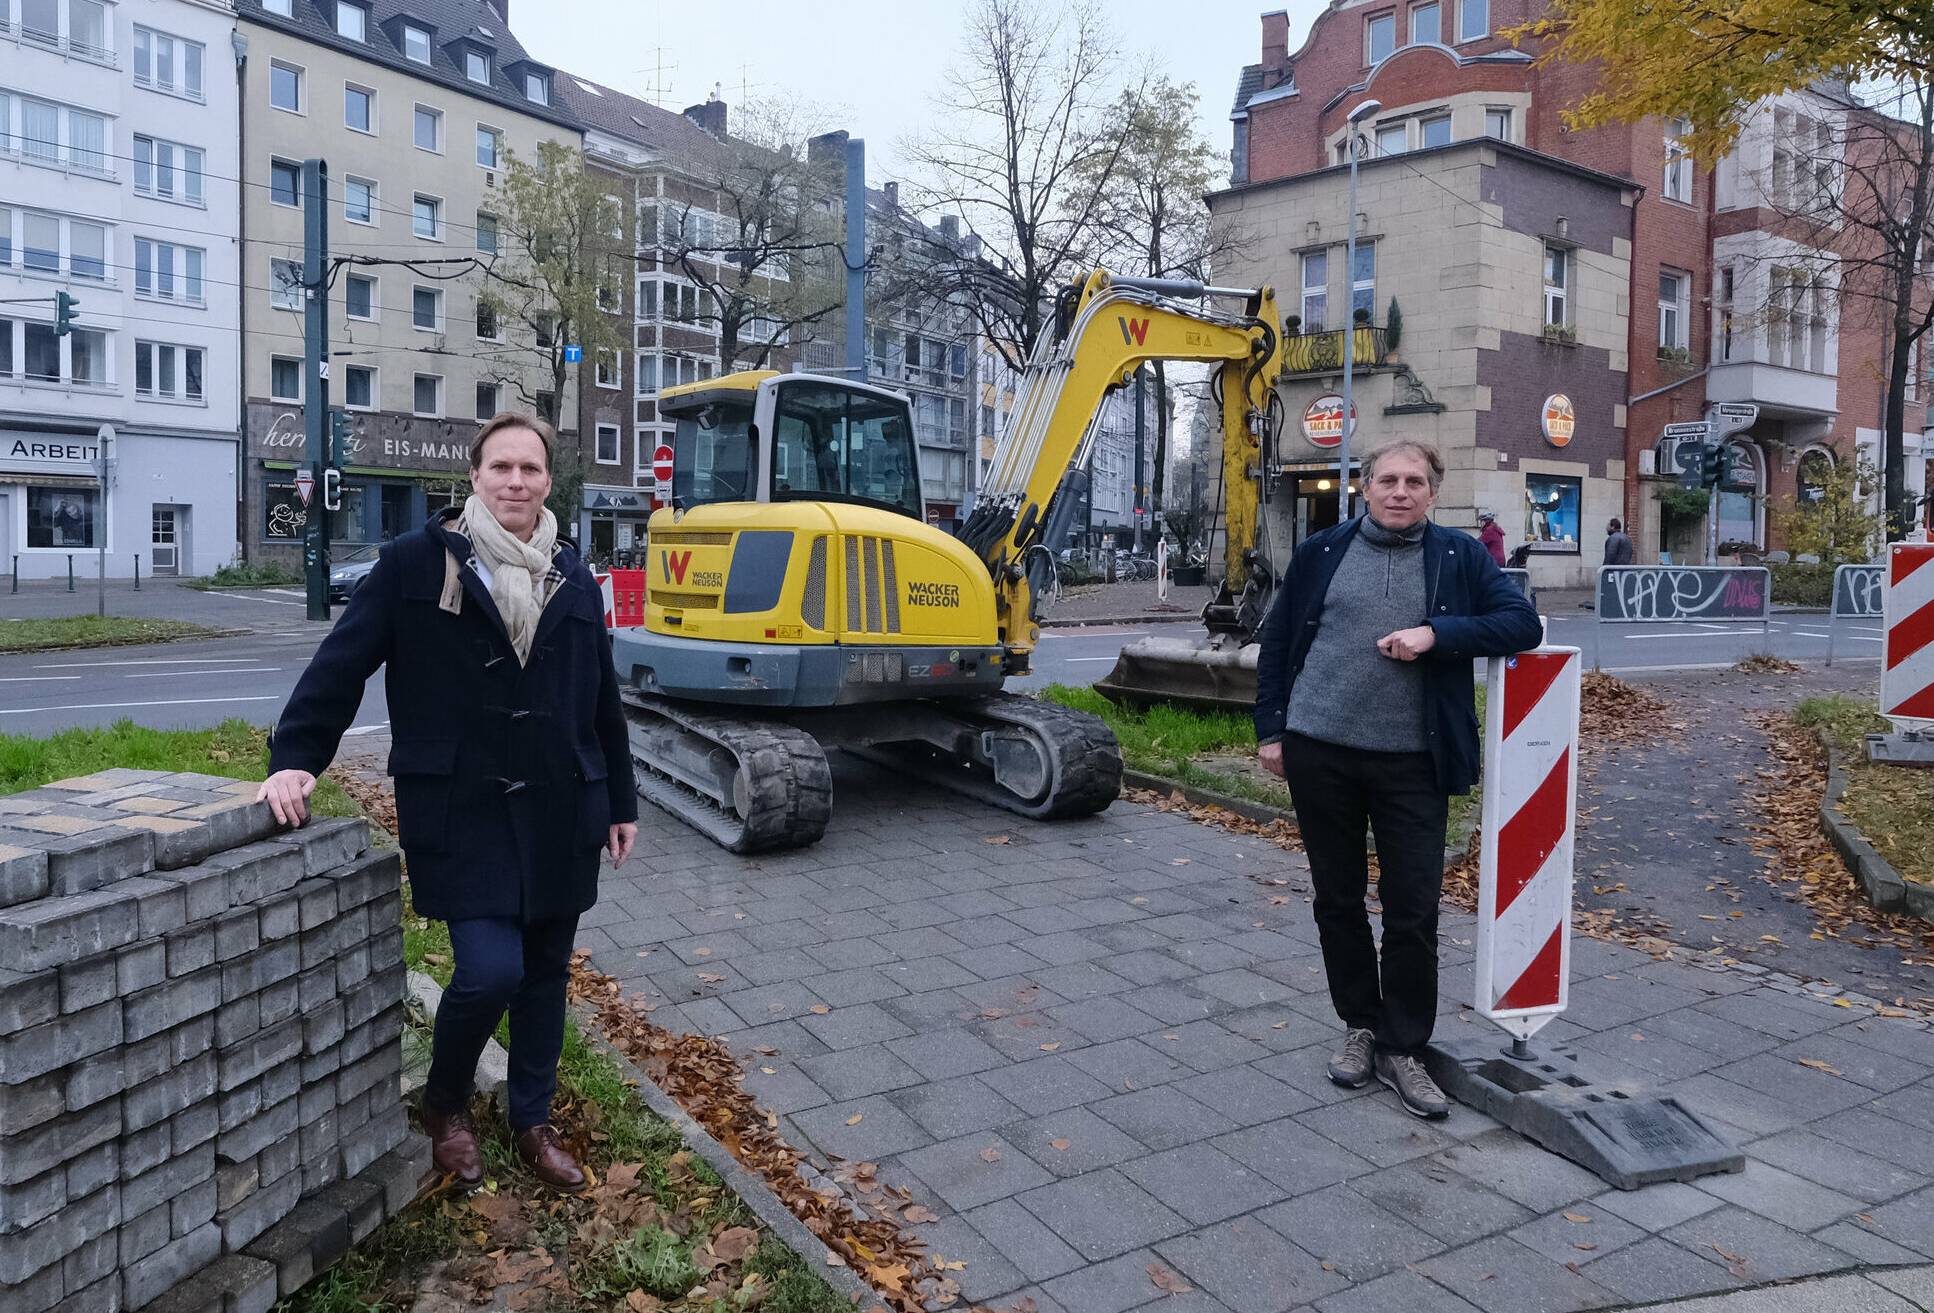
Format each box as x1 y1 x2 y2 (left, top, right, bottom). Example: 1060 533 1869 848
1223 4 1933 569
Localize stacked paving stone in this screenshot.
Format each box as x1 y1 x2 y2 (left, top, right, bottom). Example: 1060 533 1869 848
0 768 430 1313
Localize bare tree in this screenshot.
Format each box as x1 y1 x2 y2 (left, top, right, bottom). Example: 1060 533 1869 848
903 0 1144 372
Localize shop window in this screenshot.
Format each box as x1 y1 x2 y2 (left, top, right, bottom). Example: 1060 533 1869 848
1524 473 1581 553
264 481 308 540
29 488 99 547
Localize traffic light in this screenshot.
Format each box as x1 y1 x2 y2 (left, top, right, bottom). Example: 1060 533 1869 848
1701 441 1724 489
54 292 79 337
329 409 352 467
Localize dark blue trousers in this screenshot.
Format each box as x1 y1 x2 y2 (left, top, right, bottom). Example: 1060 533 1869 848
423 915 579 1132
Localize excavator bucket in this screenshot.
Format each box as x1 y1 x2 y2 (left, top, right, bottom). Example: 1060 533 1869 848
1093 634 1260 714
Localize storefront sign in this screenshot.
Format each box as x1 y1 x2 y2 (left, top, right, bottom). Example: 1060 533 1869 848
1302 394 1355 449
4 437 103 469
247 405 473 474
1541 394 1576 447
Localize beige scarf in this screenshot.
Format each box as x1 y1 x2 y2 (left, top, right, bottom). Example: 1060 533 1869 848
461 494 557 665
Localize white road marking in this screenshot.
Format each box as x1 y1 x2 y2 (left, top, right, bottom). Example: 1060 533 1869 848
202 591 308 607
35 657 267 669
1622 629 1765 640
0 695 281 716
342 721 390 737
1794 631 1831 639
0 675 82 682
125 668 282 680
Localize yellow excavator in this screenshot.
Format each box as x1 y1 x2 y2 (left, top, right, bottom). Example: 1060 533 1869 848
609 270 1284 851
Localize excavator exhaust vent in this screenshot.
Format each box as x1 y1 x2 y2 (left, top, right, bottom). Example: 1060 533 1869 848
841 535 902 636
801 536 828 630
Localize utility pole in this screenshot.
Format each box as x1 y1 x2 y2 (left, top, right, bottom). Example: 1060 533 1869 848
1133 368 1146 553
844 138 866 383
1339 98 1382 522
302 158 331 622
95 424 113 617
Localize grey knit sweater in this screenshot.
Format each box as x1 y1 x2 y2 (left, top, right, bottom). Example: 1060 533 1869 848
1284 515 1429 753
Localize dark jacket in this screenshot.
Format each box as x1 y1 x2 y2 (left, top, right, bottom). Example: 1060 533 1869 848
1254 517 1543 795
1479 520 1506 566
1604 531 1636 566
268 510 638 921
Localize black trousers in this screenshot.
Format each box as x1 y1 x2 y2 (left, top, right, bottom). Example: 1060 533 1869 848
424 915 580 1131
1280 733 1450 1056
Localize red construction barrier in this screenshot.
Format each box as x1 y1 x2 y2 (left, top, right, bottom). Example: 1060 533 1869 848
602 568 646 630
1474 646 1582 1041
1881 542 1934 726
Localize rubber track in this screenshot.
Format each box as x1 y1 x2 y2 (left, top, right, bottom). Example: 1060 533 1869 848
858 692 1123 820
622 694 833 854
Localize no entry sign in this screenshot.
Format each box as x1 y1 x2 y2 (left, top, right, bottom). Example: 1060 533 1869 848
651 443 674 510
1474 646 1582 1040
1881 542 1934 726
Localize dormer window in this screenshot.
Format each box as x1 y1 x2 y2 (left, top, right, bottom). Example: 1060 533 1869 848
465 50 489 83
402 24 430 63
525 72 549 105
336 2 365 41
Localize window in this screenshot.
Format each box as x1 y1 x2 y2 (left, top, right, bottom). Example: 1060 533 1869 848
134 342 203 401
635 352 657 395
134 239 205 303
1367 12 1395 62
525 73 549 104
270 355 301 401
68 0 104 55
0 209 10 269
596 423 620 463
1716 442 1762 546
343 176 376 225
1351 242 1376 321
343 364 374 409
270 158 301 207
262 0 290 13
270 258 303 310
476 213 498 254
413 105 441 152
1420 114 1451 148
1796 449 1833 505
596 281 619 314
67 110 104 173
475 381 498 419
402 24 430 63
28 488 99 548
1664 117 1692 203
66 327 105 385
24 322 59 380
535 315 555 347
335 2 365 41
345 273 374 319
1374 122 1408 157
1485 106 1512 141
1543 245 1569 327
68 222 104 280
475 125 501 169
23 212 59 273
1769 266 1829 372
638 203 658 247
16 101 108 174
134 28 205 99
344 84 374 133
596 349 620 388
1300 251 1328 332
270 61 302 112
1717 265 1735 361
1412 2 1440 43
465 50 489 83
21 0 57 43
1459 0 1488 40
1658 269 1688 351
412 194 441 240
21 98 58 163
134 137 206 204
413 373 441 416
756 380 921 516
412 286 440 330
1524 474 1581 553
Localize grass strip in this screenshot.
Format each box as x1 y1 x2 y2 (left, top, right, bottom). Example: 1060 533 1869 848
1795 694 1934 887
0 615 219 652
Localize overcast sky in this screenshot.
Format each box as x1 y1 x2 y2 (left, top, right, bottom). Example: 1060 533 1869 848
515 0 1325 184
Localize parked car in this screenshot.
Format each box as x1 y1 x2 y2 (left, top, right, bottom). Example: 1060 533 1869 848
327 544 382 602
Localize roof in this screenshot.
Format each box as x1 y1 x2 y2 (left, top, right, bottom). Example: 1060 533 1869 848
1207 136 1641 204
236 0 580 132
552 73 725 167
1231 63 1264 119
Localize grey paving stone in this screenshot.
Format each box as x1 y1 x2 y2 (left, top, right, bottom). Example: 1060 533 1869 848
1118 982 1226 1026
1155 1215 1350 1313
1016 1167 1190 1262
961 1197 1086 1284
1213 1121 1378 1197
1350 1160 1536 1245
1258 1183 1447 1282
1664 1204 1857 1283
905 1213 1025 1304
1139 1019 1271 1074
1430 1128 1610 1212
1860 1185 1934 1257
798 1001 912 1051
1749 1128 1929 1205
1694 1157 1868 1232
739 1061 831 1116
1768 1034 1932 1093
1312 1268 1483 1313
1866 1082 1934 1134
1122 1143 1287 1225
1100 949 1199 986
1005 1106 1147 1178
791 1095 932 1163
878 987 978 1032
1009 931 1111 968
1253 1048 1385 1108
884 1028 1008 1081
1064 1036 1193 1090
1811 1221 1930 1266
890 1076 1025 1141
1574 1026 1731 1081
1508 1204 1647 1266
803 965 909 1007
796 1043 922 1101
876 957 980 993
1414 1233 1617 1313
1038 1247 1173 1313
1665 1073 1817 1137
1827 1017 1934 1065
1695 991 1847 1042
1871 1266 1934 1308
1573 1235 1747 1304
1215 1005 1335 1055
1043 997 1164 1048
978 1054 1117 1116
1296 1095 1462 1168
1639 1005 1786 1064
1173 1063 1317 1129
971 1011 1092 1062
898 1133 1054 1213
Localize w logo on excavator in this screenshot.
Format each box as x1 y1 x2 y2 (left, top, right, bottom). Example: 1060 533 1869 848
662 550 692 585
1118 316 1150 346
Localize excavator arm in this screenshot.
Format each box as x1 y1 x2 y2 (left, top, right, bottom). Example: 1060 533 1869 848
953 270 1284 663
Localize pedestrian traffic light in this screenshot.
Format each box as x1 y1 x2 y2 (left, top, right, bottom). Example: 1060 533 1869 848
54 292 79 337
329 409 351 467
1701 441 1724 489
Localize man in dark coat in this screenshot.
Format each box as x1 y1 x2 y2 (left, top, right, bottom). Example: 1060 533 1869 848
1255 440 1541 1118
1604 518 1636 566
258 413 638 1192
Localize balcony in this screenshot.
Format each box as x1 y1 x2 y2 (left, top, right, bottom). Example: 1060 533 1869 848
1279 325 1388 377
1706 350 1837 419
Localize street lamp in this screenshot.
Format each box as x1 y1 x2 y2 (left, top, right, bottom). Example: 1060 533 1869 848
1338 98 1381 522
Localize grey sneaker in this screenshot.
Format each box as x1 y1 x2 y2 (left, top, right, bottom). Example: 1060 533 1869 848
1327 1028 1376 1089
1375 1052 1451 1119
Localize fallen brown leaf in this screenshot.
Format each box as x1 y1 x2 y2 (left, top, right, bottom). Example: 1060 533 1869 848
1147 1263 1193 1295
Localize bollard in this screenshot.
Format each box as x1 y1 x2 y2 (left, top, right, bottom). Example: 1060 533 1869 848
133 554 141 591
67 554 74 592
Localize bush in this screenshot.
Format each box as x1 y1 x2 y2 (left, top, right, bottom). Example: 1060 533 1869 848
1769 561 1834 606
197 559 301 588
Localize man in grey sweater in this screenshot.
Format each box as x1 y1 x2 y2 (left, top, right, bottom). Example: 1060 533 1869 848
1255 440 1542 1117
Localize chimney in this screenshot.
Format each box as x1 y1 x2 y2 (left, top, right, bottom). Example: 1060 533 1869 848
682 89 727 139
1262 9 1290 69
938 215 959 242
807 129 849 165
883 181 899 210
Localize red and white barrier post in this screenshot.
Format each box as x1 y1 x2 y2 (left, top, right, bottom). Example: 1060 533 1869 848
594 570 616 630
1474 646 1582 1048
1881 542 1934 728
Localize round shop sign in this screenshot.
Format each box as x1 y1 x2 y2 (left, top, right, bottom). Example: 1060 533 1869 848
1303 393 1356 449
1542 394 1576 447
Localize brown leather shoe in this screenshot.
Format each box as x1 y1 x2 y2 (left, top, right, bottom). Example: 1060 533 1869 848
514 1124 586 1193
420 1102 485 1189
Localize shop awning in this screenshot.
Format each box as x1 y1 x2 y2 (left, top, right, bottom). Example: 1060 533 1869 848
263 461 469 482
0 471 100 490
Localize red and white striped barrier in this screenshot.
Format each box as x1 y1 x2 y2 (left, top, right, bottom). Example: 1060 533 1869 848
1881 542 1934 727
594 571 617 629
1474 646 1582 1041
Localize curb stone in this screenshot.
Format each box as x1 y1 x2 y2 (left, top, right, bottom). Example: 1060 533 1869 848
565 1000 894 1313
1119 769 1297 828
1816 730 1933 924
1040 612 1198 628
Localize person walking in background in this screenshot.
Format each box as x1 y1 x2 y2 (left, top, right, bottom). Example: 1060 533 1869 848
1478 509 1506 566
1604 517 1636 565
257 412 638 1193
1253 440 1541 1118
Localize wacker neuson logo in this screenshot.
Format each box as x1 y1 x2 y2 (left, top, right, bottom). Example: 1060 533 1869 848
907 581 962 608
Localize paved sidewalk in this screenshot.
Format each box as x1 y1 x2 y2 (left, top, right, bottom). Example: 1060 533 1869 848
1 577 320 631
580 758 1934 1313
1048 579 1213 625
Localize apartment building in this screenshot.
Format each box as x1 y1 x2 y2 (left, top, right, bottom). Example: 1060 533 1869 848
234 0 578 565
1224 4 1933 568
0 0 242 580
